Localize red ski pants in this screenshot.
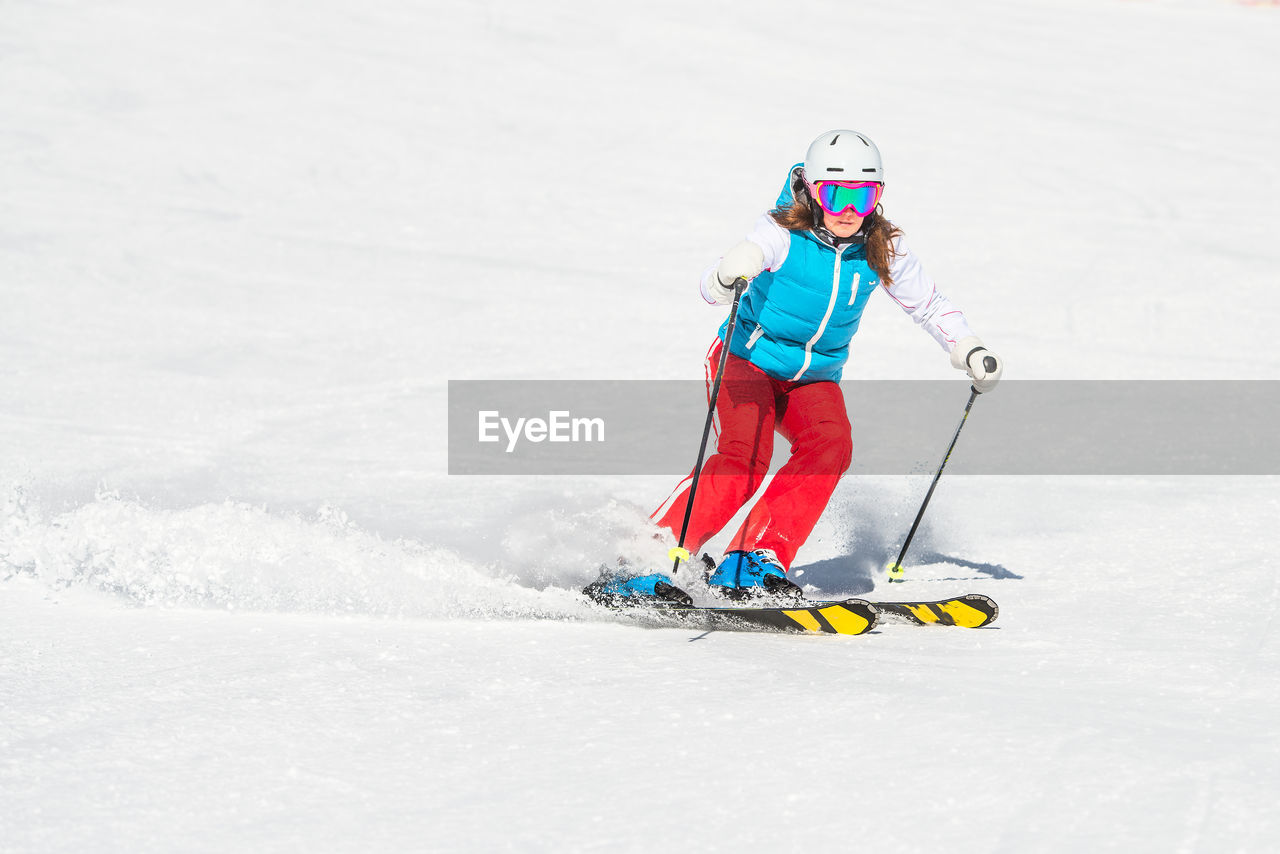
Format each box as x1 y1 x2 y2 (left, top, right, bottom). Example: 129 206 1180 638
652 341 852 569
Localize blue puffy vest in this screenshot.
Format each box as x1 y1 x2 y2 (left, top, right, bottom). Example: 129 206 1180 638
718 167 880 383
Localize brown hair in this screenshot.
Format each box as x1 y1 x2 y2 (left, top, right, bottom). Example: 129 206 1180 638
770 177 904 286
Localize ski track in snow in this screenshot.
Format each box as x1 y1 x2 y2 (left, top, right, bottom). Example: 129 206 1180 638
4 0 1280 850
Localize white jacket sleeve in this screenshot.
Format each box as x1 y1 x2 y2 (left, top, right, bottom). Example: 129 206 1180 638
699 215 792 304
882 236 976 352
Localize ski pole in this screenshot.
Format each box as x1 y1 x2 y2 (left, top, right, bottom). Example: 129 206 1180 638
886 370 993 582
669 278 748 576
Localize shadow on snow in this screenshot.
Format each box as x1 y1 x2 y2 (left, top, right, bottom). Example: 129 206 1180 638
792 549 1022 598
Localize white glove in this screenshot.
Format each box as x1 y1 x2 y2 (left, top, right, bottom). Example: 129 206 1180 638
707 240 765 304
950 336 1004 393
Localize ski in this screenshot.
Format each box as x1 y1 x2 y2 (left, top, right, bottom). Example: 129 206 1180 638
866 593 999 628
582 563 997 634
620 599 880 636
592 593 998 635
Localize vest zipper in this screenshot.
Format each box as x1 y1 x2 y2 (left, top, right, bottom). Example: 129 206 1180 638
789 244 846 382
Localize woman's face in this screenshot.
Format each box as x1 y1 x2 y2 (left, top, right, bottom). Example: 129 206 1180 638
822 209 864 239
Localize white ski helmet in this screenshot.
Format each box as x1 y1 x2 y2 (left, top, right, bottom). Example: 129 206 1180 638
802 130 884 184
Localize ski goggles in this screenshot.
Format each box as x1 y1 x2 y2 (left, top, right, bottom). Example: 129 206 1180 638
812 181 883 217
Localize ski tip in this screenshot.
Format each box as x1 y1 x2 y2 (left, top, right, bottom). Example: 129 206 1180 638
871 594 999 628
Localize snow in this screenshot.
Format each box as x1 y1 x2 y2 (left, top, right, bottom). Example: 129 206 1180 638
3 0 1279 850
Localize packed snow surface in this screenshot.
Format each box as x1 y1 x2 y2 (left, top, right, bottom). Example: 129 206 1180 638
3 0 1279 851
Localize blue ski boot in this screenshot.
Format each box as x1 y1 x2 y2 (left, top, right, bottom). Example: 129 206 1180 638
707 549 804 601
583 565 693 607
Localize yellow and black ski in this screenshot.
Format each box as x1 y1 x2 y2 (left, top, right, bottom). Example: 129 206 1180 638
589 585 997 635
642 599 880 636
628 594 998 634
867 594 999 628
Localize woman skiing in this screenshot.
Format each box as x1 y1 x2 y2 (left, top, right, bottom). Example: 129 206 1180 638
594 129 1002 604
